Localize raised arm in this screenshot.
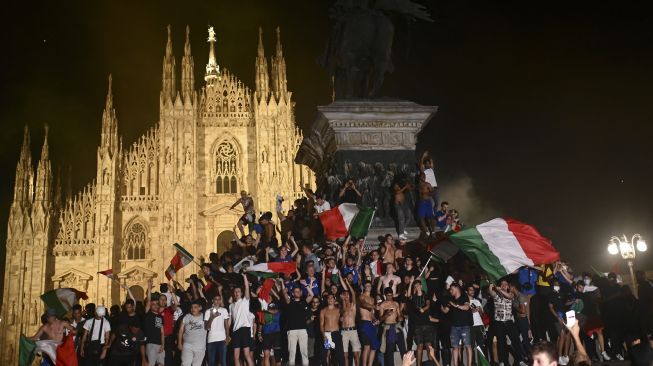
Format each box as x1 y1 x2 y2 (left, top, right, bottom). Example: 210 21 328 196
289 235 299 258
230 198 241 210
145 279 153 313
243 273 250 300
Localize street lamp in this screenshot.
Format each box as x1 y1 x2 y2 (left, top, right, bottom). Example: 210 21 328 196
607 234 647 296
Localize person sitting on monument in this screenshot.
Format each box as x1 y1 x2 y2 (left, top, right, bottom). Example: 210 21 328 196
230 190 256 237
232 228 260 256
339 178 362 204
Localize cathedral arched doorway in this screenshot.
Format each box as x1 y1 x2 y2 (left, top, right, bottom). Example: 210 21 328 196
129 285 145 302
216 230 234 255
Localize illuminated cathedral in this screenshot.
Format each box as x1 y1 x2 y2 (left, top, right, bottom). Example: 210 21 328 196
0 25 314 362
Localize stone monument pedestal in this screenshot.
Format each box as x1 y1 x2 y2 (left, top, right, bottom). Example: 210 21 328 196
296 99 437 240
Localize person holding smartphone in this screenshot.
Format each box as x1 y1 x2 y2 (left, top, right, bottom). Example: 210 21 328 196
204 294 230 366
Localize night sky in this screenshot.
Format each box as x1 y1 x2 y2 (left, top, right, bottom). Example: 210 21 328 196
2 0 652 286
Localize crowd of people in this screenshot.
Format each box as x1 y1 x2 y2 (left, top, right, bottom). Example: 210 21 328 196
27 154 653 366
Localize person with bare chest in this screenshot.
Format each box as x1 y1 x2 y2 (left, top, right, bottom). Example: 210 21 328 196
392 178 413 240
30 309 76 343
320 294 345 365
340 278 360 366
381 234 396 265
358 282 379 366
417 172 436 238
377 263 401 298
378 287 401 366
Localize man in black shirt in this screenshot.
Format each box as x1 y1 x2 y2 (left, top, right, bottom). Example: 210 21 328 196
284 286 312 365
338 179 362 204
409 280 437 366
441 283 472 366
143 300 165 366
107 318 146 366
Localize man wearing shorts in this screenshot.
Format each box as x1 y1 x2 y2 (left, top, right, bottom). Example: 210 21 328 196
229 273 255 366
340 278 361 366
358 281 379 366
442 283 473 366
231 191 256 237
143 300 165 366
259 302 282 366
410 280 437 366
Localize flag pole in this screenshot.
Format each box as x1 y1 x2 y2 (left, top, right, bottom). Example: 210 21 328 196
418 256 432 279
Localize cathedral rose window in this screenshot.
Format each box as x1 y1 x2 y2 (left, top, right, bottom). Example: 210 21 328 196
215 140 239 194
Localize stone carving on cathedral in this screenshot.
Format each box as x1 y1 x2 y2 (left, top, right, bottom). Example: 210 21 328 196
8 301 15 325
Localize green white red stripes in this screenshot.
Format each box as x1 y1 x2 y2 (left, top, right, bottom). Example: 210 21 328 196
165 243 195 280
448 217 559 280
246 262 296 277
319 203 375 240
40 288 88 317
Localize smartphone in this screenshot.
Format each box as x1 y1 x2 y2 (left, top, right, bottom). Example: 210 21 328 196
565 310 576 328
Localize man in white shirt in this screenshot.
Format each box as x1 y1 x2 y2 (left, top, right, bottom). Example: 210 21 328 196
80 305 112 365
229 273 255 366
314 195 331 215
466 285 485 353
205 294 230 366
419 151 439 208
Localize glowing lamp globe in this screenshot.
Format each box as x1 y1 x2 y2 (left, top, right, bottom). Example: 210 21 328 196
608 243 619 255
636 239 647 252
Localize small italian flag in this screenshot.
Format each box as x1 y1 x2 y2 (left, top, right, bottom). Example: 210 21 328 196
40 288 88 317
448 217 560 281
319 203 375 240
165 243 195 280
246 262 297 278
97 269 114 280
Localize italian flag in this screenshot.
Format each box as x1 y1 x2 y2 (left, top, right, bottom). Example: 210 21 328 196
97 269 114 280
40 288 88 317
319 203 375 240
448 218 560 281
165 243 195 280
246 262 297 278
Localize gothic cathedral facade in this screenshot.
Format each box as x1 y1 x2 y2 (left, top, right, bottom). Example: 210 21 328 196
0 25 314 363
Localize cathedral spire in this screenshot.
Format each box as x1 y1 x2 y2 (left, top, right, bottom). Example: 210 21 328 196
162 24 177 104
271 26 287 99
205 26 220 83
181 25 195 104
34 125 52 203
12 125 34 203
100 74 118 157
255 27 270 102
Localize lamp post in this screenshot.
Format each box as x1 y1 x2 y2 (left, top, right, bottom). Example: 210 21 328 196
607 234 647 296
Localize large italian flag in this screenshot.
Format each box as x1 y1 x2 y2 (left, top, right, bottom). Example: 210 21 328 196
165 243 195 280
319 203 375 240
40 288 88 317
246 262 297 278
448 218 560 281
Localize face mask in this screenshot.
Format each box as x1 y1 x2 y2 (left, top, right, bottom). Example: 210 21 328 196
553 286 560 292
584 278 591 286
96 307 106 317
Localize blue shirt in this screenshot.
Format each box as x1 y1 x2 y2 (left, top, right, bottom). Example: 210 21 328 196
302 277 320 298
342 266 360 285
518 267 538 295
262 312 281 334
436 210 447 230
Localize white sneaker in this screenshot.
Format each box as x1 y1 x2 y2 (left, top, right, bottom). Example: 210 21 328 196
403 230 408 235
616 354 624 361
399 233 408 240
519 361 528 366
559 356 569 365
601 351 611 361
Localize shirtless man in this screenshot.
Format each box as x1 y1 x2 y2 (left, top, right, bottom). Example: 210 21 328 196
320 294 345 366
392 179 413 240
377 287 401 366
230 190 256 237
377 263 401 298
30 309 76 342
417 172 436 238
381 234 396 265
358 282 379 366
340 278 361 366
